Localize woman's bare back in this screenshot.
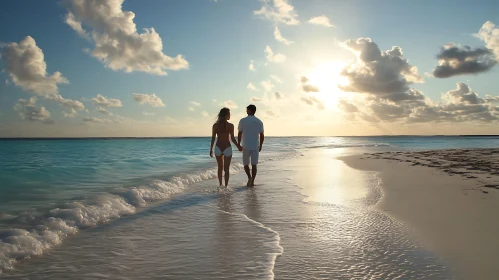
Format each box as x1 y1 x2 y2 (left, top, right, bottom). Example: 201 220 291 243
214 122 233 151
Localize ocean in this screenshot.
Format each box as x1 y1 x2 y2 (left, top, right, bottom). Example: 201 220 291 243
1 136 499 278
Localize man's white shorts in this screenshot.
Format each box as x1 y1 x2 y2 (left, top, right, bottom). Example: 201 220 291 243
242 149 259 166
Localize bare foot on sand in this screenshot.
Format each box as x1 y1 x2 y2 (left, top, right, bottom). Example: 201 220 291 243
247 178 253 187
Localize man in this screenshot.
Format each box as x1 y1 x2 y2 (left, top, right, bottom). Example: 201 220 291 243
238 104 264 187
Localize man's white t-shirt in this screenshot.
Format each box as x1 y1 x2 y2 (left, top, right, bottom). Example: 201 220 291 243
238 115 264 150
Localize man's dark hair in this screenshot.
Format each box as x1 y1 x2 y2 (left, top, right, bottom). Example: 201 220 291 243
247 104 256 114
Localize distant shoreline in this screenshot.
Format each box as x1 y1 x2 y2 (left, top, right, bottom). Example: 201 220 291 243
1 135 499 140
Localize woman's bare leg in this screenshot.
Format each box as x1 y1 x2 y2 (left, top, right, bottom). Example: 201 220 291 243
216 155 224 186
224 156 232 187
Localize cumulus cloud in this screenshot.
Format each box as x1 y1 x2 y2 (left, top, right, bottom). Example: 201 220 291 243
301 96 324 110
308 15 334 28
274 27 293 45
83 117 107 123
476 21 499 59
201 111 210 118
432 44 497 78
250 96 262 102
274 91 283 100
340 38 423 102
133 93 165 107
2 36 86 115
65 12 89 39
13 97 52 122
265 46 286 63
97 107 113 115
339 82 499 124
338 99 359 113
143 112 156 116
63 108 78 118
188 101 201 111
221 100 238 109
443 82 485 105
249 60 256 71
261 80 275 92
254 0 299 25
247 82 259 91
300 76 319 92
485 95 499 103
335 38 499 123
266 110 276 117
2 36 69 97
65 0 188 76
92 94 123 108
270 75 282 83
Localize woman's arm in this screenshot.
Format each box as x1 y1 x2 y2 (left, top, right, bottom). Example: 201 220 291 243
230 125 242 151
210 124 216 157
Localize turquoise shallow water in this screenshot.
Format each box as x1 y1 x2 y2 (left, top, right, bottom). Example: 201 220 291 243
1 136 499 275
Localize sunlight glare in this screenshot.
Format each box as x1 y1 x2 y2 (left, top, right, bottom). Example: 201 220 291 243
307 61 350 108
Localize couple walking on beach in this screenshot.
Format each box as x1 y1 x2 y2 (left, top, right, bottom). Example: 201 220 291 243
210 104 264 188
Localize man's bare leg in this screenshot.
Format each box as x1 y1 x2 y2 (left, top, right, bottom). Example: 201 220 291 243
250 164 257 187
244 165 252 187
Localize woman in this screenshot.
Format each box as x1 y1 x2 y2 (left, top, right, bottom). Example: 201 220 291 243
210 107 242 187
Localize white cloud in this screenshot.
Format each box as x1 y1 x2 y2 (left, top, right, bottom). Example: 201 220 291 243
270 75 282 83
300 76 319 92
249 60 256 71
92 94 123 108
201 111 210 118
133 93 165 107
221 100 238 109
274 27 293 45
274 91 283 100
97 107 113 116
265 46 286 63
13 97 52 122
261 80 275 92
251 96 262 102
476 21 499 59
254 0 299 25
65 0 189 76
247 82 258 91
301 96 324 110
65 12 89 39
190 101 201 107
2 36 86 115
188 107 195 112
143 112 156 116
2 36 68 98
63 108 78 118
83 117 107 123
308 15 335 28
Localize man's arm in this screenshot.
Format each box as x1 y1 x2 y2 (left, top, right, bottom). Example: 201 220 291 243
259 121 264 152
237 120 243 146
259 132 264 152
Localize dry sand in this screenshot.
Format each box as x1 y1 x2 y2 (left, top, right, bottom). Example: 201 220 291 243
341 148 499 280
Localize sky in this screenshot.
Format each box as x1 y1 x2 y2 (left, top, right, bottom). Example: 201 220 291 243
0 0 498 137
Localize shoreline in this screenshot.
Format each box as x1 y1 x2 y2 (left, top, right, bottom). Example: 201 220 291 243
341 148 499 280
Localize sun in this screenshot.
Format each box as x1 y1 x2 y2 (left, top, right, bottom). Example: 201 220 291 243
306 61 350 107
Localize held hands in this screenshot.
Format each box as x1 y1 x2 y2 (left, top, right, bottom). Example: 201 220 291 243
237 144 243 152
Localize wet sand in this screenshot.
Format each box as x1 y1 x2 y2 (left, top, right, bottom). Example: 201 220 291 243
342 148 499 280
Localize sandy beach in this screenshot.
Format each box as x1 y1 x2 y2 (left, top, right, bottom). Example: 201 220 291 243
342 148 499 280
